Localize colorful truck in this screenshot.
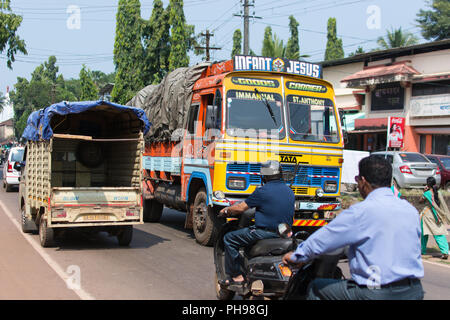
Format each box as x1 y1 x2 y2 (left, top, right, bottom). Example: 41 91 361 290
132 55 345 246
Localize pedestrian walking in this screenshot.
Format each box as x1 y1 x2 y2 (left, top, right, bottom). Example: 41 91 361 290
420 177 450 260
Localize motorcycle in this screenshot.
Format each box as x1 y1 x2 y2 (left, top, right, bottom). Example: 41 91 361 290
282 244 347 300
214 209 308 300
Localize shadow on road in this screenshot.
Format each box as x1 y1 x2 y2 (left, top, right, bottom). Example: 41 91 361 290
158 208 196 241
54 227 170 251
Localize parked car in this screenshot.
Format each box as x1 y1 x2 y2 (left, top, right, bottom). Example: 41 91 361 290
371 151 440 189
2 146 24 192
425 154 450 191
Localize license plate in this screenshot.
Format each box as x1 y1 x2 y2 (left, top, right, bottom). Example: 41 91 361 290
83 215 110 221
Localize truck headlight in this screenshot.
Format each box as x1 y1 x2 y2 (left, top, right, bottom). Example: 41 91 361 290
324 181 338 193
227 177 246 190
214 191 225 199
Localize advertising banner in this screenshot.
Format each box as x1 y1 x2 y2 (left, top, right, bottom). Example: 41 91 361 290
387 116 406 149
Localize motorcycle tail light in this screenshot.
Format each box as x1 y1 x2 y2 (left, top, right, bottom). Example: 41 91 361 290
279 264 292 277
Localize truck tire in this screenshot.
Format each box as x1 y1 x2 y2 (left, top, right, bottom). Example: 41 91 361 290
39 217 55 248
192 188 219 246
143 199 163 222
117 226 133 246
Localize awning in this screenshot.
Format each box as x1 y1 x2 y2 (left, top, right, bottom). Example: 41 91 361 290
342 112 365 131
414 127 450 135
354 117 388 130
341 61 421 88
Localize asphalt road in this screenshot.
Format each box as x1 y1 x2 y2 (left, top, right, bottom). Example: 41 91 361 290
0 168 450 300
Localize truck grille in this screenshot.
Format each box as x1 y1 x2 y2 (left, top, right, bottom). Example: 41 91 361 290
226 163 339 188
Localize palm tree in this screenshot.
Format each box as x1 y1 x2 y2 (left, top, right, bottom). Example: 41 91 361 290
0 93 5 114
377 27 419 50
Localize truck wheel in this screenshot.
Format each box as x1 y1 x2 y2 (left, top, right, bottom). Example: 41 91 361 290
117 226 133 246
143 199 163 222
192 188 219 246
39 217 55 248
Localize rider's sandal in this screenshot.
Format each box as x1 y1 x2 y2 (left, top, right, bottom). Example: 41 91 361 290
219 277 245 286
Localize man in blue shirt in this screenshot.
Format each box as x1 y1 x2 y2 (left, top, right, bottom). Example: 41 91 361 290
219 160 295 286
283 156 424 300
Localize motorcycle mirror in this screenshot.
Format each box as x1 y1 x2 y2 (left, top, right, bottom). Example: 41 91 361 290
277 223 292 239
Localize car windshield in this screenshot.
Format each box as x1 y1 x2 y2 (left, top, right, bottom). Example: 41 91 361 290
10 149 24 162
287 95 339 143
399 153 428 163
226 89 284 139
439 157 450 169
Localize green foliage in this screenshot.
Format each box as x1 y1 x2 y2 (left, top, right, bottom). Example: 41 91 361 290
416 0 450 41
231 29 242 58
111 0 145 104
324 18 344 61
377 27 419 49
285 16 300 60
143 0 171 84
0 91 4 113
0 0 27 69
9 56 77 138
79 65 98 101
167 0 198 71
168 0 192 71
348 46 365 57
262 26 274 57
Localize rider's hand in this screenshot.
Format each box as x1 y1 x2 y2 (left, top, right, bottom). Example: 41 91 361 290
282 252 304 268
219 207 229 217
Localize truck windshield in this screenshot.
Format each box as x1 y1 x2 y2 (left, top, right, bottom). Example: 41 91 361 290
287 95 339 143
226 89 284 139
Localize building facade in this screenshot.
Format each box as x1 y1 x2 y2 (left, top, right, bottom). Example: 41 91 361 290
322 39 450 156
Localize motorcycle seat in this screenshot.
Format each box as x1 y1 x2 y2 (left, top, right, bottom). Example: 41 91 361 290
247 238 294 259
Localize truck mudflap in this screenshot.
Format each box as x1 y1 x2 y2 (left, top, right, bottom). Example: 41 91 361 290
48 187 143 227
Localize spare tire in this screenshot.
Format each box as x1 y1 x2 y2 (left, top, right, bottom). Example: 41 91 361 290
76 141 104 168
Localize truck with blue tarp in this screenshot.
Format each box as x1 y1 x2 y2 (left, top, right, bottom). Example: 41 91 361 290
18 100 150 247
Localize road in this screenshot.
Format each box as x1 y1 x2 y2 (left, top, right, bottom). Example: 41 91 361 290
0 168 450 300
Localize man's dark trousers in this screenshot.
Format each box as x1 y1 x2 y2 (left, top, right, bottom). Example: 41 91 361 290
223 227 278 277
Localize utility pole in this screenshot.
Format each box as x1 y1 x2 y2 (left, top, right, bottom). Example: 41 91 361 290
195 30 221 62
234 0 262 55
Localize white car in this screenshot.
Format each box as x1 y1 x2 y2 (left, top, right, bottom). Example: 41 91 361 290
2 146 24 192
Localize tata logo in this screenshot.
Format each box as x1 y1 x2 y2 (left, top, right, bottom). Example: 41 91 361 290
280 154 299 164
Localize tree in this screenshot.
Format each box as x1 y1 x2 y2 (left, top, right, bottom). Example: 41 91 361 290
111 0 145 105
416 0 450 41
377 27 419 49
348 46 365 57
285 15 300 60
231 29 242 58
10 57 76 138
0 92 4 113
324 18 344 61
168 0 192 71
79 65 98 101
143 0 171 84
261 26 275 57
0 0 27 69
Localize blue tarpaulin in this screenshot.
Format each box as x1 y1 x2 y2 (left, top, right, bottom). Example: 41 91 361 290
22 100 151 141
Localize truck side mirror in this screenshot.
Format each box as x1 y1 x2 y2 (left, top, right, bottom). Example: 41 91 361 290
205 105 219 130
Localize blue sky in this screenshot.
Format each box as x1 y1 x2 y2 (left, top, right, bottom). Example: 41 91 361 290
0 0 430 94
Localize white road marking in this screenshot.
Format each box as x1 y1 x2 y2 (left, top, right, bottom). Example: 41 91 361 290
422 259 450 270
0 200 95 300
